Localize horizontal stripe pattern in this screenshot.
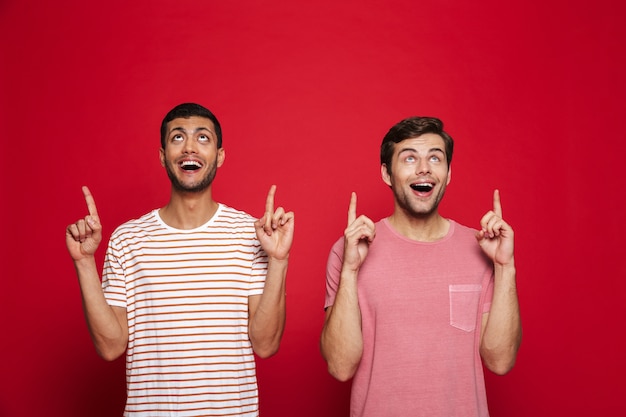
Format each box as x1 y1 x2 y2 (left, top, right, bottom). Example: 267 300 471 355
102 204 267 416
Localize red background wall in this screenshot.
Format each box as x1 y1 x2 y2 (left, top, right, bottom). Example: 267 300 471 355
1 0 625 416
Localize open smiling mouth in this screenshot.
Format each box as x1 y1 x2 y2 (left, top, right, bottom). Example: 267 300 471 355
410 183 434 192
180 160 202 171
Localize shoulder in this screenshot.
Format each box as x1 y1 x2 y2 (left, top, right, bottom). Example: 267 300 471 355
110 210 160 239
216 204 257 224
446 220 487 256
211 205 259 239
449 219 479 239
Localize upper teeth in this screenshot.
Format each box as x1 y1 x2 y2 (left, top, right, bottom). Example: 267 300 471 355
181 161 201 167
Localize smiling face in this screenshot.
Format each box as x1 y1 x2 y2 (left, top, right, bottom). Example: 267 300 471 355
160 116 225 193
381 133 451 218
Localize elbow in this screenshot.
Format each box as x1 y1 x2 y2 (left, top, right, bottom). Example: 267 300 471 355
481 330 522 376
254 344 280 359
327 363 357 382
97 346 126 362
251 333 283 359
249 321 285 359
485 357 516 375
94 338 127 362
481 346 519 375
320 338 361 382
321 345 359 382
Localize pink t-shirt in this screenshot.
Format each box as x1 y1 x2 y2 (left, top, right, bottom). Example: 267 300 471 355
325 219 494 417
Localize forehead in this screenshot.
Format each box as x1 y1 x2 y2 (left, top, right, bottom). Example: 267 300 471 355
394 133 446 154
166 116 215 133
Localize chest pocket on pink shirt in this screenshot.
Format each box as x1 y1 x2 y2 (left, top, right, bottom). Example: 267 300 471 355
449 284 482 332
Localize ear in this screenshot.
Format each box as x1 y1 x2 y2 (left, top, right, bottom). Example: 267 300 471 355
159 148 165 167
446 165 452 185
381 164 392 187
217 148 226 168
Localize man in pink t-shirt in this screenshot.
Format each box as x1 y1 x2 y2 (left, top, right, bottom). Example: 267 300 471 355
320 116 522 417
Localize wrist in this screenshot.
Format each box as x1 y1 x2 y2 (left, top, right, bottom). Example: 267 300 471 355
74 255 97 268
268 256 289 268
340 268 359 281
494 261 516 280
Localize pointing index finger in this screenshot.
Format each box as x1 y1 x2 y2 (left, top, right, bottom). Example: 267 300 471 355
82 186 100 219
265 185 276 215
493 189 503 217
348 192 357 225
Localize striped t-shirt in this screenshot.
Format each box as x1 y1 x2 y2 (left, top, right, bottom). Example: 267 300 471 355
102 204 268 417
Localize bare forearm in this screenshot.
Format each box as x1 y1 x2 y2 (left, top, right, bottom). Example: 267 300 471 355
74 258 127 361
480 263 522 375
249 257 287 358
320 271 363 381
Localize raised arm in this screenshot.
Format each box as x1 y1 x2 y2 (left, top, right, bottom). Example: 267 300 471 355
320 192 375 381
250 185 294 358
66 186 128 361
476 190 522 375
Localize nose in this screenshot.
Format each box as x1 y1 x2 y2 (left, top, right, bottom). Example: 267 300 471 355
416 157 430 174
183 138 197 154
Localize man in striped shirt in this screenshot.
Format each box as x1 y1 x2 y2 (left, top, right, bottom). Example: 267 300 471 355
66 103 294 416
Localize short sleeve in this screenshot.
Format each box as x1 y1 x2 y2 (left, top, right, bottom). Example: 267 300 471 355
324 237 345 309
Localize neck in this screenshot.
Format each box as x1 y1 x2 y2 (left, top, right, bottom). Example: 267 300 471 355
387 210 449 242
159 187 218 230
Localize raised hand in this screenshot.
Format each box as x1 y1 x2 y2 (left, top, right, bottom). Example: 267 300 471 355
255 185 294 260
476 189 514 266
342 192 376 273
66 186 103 261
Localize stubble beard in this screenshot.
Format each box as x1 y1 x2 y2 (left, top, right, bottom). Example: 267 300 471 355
394 183 447 218
165 158 218 193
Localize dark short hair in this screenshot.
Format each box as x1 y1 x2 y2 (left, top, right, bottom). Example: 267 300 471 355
380 116 454 174
160 103 222 149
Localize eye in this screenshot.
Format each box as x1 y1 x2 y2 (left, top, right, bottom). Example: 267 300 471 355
171 134 184 142
430 155 441 163
198 134 210 143
404 155 416 163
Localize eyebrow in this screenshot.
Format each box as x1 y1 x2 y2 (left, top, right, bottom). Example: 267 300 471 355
169 126 216 137
398 147 445 155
